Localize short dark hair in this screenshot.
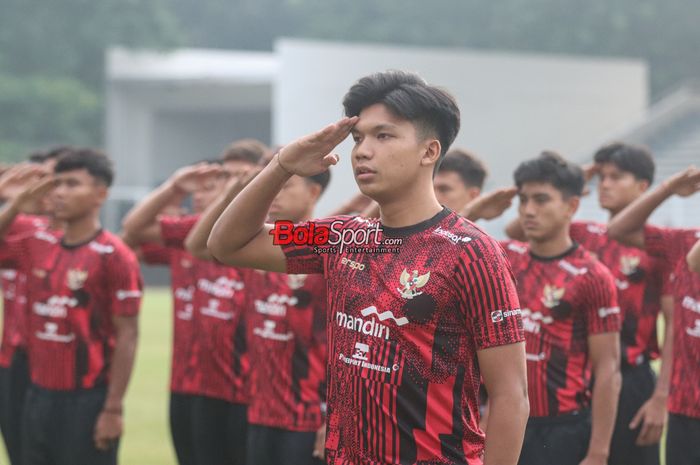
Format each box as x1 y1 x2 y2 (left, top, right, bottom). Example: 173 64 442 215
342 71 460 158
54 148 114 187
437 148 488 189
27 150 47 164
305 170 331 195
593 142 655 184
514 151 584 198
220 139 268 164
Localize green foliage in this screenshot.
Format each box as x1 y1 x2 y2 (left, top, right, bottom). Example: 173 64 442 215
0 0 180 162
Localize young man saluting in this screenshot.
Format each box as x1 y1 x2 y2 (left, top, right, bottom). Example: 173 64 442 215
207 71 529 465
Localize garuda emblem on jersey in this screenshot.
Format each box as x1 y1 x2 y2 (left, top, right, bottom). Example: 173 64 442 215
397 269 430 299
66 269 88 290
541 284 565 309
619 255 640 276
287 274 307 290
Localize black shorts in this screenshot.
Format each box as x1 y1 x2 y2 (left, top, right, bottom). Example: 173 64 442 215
191 396 247 465
666 413 700 465
518 410 591 465
21 384 118 465
0 349 30 465
608 361 660 465
247 424 324 465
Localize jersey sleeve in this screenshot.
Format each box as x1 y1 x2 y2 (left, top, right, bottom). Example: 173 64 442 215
455 237 524 350
280 216 349 275
0 234 30 270
159 215 198 249
108 244 144 317
582 263 621 334
569 221 593 247
140 242 172 265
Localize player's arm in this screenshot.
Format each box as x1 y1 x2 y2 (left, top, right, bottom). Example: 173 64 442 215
479 342 529 465
630 294 673 445
687 239 700 274
583 332 621 465
607 166 700 248
185 168 259 260
0 175 55 238
459 187 517 222
207 117 356 272
121 163 218 245
93 314 138 450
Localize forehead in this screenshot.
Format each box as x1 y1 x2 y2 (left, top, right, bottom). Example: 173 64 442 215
597 161 633 176
54 168 93 182
518 181 562 196
352 103 414 133
223 159 255 174
433 171 464 187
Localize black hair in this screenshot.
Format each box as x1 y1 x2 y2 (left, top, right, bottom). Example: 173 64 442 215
44 145 75 161
27 150 47 164
342 70 460 159
514 151 584 197
593 142 655 184
305 170 331 195
54 148 114 187
437 148 488 189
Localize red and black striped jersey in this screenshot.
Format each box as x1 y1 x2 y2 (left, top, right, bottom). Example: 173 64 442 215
282 208 523 465
0 214 48 367
157 215 250 404
645 226 700 419
570 221 663 366
0 229 142 390
246 270 327 432
140 215 202 395
503 241 620 417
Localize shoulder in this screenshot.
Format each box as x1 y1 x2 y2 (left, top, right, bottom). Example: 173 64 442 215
568 247 615 285
94 231 139 263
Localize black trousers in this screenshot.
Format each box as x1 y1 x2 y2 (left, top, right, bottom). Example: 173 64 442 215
169 392 196 465
21 385 118 465
246 424 324 465
518 410 591 465
609 362 660 465
666 413 700 465
191 396 247 465
0 350 29 465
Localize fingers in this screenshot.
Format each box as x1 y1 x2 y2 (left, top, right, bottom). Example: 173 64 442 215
629 407 643 430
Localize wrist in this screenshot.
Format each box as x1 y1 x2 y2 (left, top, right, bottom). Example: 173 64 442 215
101 406 123 416
274 150 295 178
651 391 668 402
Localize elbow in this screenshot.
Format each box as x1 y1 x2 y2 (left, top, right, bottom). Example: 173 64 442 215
206 230 226 262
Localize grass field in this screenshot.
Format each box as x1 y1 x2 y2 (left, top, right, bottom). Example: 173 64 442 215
0 288 669 465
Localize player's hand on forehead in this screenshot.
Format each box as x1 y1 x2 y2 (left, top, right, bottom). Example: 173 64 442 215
665 165 700 197
461 186 517 221
0 162 51 201
277 116 358 177
11 174 58 214
170 162 225 193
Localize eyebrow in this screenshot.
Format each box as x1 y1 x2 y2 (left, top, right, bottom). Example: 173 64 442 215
351 123 399 135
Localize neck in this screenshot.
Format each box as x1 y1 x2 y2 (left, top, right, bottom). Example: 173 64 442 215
63 213 101 246
378 181 442 228
528 230 573 258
